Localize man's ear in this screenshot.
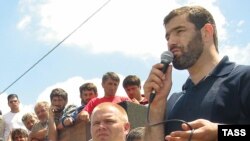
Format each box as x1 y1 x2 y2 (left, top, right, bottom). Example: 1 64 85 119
124 122 131 134
201 23 214 41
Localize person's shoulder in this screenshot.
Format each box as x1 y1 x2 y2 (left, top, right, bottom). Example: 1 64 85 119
224 56 250 72
234 64 250 72
229 64 250 79
218 56 250 78
3 112 12 118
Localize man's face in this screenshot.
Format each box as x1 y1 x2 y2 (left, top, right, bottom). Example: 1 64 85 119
35 105 49 123
13 134 28 141
102 78 119 97
51 96 67 113
124 85 141 99
8 97 20 111
91 107 129 141
24 117 37 131
166 14 204 70
80 90 97 105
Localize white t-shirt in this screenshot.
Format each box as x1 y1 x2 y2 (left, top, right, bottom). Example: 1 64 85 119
3 111 26 141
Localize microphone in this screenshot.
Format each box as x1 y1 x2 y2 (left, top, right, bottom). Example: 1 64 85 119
149 51 174 103
160 51 174 73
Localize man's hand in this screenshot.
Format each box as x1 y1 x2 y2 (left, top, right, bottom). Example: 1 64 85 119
78 110 90 122
166 119 218 141
143 63 172 104
131 98 140 104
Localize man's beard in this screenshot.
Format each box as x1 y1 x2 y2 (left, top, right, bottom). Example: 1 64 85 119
173 31 204 70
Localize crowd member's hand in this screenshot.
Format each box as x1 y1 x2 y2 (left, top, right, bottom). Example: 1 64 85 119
78 110 90 122
49 106 58 117
131 98 140 104
165 119 218 141
143 63 172 104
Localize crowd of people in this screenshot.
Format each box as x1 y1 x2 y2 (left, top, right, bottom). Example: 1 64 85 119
0 73 147 141
1 5 250 141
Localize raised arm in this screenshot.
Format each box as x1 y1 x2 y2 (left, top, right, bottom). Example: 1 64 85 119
48 106 58 141
144 63 173 141
29 128 47 141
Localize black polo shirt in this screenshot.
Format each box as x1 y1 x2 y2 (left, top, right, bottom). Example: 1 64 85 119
165 56 250 135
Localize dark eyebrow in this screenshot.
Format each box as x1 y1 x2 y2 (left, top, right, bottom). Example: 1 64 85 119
165 26 186 39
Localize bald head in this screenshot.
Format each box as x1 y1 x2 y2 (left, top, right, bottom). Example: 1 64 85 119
91 102 128 123
91 102 130 141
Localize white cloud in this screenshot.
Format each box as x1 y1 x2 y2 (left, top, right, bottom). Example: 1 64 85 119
17 0 228 59
236 20 245 33
237 20 245 27
17 15 31 30
220 44 250 65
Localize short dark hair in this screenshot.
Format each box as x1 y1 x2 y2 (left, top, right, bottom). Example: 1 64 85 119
102 72 120 83
22 112 37 123
163 6 218 52
50 88 68 101
126 127 145 141
79 82 98 95
11 128 28 140
123 75 141 88
7 94 19 101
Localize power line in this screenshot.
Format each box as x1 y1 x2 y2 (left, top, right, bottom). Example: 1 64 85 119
0 0 111 95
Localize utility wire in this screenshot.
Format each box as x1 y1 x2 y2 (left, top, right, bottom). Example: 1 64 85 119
0 0 111 95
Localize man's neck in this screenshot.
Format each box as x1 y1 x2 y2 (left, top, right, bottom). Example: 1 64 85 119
104 95 115 98
188 52 220 84
11 109 20 113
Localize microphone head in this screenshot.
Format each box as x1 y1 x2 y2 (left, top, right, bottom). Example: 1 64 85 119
161 51 173 64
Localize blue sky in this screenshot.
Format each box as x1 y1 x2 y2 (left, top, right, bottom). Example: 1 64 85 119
1 0 250 114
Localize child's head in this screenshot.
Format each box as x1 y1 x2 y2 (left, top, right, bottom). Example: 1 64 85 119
126 127 145 141
11 128 28 141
